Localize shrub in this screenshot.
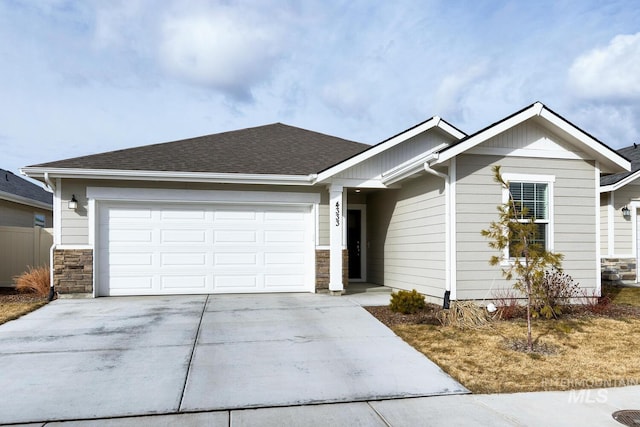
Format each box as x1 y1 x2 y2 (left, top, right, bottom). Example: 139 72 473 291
14 265 50 297
580 288 611 315
390 289 425 314
491 288 522 320
533 269 580 319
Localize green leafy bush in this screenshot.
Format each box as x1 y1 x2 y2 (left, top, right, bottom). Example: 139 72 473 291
390 289 425 314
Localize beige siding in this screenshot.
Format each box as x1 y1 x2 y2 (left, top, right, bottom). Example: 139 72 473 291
600 193 609 255
60 180 90 245
318 191 329 246
0 199 52 228
609 184 639 256
367 174 447 295
336 130 453 180
60 179 324 246
456 154 598 300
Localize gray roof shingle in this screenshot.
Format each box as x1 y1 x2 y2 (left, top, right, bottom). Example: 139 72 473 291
0 169 52 205
29 123 370 176
601 145 640 186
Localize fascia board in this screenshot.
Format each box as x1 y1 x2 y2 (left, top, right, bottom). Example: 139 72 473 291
432 104 540 165
0 189 52 210
538 109 631 172
316 117 442 182
20 167 315 186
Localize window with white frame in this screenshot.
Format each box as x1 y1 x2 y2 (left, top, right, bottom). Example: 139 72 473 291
502 174 555 259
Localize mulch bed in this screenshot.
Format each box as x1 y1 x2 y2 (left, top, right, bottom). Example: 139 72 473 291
365 297 640 329
0 287 48 303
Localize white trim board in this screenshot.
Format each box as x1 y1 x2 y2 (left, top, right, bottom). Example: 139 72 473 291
86 187 321 204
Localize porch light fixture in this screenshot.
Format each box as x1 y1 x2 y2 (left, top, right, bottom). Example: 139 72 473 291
68 195 78 210
622 205 631 219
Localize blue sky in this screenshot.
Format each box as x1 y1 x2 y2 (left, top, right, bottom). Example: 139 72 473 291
2 0 640 178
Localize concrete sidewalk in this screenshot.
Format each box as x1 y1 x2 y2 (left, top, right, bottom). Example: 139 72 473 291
18 385 640 426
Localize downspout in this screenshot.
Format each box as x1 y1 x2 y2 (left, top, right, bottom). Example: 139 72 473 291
423 156 452 308
43 173 56 301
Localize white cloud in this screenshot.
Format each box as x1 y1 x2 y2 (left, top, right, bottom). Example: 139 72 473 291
569 32 640 100
321 80 373 120
158 5 286 101
433 60 491 121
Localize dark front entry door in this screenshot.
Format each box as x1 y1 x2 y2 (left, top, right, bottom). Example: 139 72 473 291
347 209 361 279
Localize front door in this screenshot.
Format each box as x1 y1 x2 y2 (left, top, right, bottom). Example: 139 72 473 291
348 209 362 280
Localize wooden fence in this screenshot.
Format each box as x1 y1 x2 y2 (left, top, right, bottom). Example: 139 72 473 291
0 227 53 286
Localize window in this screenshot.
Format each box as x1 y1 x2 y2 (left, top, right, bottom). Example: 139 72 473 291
509 182 548 256
502 174 555 260
34 214 46 228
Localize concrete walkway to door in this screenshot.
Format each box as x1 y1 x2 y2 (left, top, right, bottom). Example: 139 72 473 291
0 292 467 424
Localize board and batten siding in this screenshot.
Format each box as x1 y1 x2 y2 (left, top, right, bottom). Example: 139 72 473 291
367 174 447 295
60 178 324 246
335 130 453 180
607 185 639 256
455 154 598 300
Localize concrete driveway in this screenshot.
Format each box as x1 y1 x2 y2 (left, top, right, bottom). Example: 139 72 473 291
0 293 467 424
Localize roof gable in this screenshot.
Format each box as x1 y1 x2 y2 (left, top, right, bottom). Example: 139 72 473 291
27 124 369 177
432 102 630 174
316 117 466 183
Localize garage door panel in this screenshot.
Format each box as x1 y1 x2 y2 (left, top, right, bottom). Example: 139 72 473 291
109 276 154 290
215 211 256 221
110 253 153 266
160 209 206 220
214 253 257 265
161 252 207 266
161 229 207 243
265 252 304 265
214 230 257 243
214 275 258 290
161 276 208 289
98 202 313 296
264 230 305 243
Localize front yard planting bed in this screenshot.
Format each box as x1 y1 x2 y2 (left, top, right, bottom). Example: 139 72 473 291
366 285 640 394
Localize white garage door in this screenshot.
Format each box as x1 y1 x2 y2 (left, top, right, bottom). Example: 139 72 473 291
97 202 314 296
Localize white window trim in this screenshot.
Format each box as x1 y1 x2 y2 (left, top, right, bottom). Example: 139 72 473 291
501 173 555 264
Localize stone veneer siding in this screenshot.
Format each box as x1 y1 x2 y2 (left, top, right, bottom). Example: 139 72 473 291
53 249 93 295
315 249 349 291
601 257 636 284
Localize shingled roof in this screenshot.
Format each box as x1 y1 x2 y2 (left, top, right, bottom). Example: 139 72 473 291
0 169 52 206
601 145 640 186
29 123 369 176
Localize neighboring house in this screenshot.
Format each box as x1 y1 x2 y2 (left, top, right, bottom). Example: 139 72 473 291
600 145 640 284
22 102 630 302
0 168 52 227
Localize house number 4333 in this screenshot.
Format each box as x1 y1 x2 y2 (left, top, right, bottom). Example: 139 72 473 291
335 201 340 226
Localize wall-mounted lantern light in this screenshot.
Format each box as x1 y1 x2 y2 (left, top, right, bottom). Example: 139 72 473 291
622 205 631 219
68 194 78 210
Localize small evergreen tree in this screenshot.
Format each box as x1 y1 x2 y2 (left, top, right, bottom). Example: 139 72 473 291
481 166 563 351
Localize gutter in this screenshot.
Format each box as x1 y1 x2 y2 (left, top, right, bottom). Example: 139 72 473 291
22 168 317 186
423 154 453 309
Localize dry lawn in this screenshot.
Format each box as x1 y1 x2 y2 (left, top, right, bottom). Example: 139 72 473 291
0 301 47 325
393 316 640 394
